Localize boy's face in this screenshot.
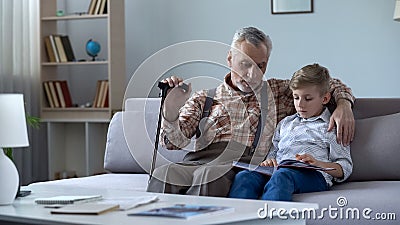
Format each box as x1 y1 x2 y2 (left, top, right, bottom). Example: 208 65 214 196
292 85 331 119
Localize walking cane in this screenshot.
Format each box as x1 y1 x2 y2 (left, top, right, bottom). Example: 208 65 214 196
148 82 170 182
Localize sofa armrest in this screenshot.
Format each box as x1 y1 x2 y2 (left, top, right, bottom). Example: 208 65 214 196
104 98 186 174
104 112 146 173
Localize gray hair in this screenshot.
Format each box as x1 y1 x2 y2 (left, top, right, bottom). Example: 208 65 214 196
231 26 273 57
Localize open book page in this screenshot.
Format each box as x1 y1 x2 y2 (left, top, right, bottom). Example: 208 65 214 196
128 204 234 219
278 159 336 171
232 161 276 176
232 160 335 176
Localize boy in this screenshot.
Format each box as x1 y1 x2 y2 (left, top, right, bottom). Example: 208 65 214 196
228 63 353 201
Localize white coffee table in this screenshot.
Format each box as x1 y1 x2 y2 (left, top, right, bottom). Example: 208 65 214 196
0 184 318 225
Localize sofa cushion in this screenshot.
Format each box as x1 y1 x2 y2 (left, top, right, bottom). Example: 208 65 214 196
347 112 400 181
293 181 400 225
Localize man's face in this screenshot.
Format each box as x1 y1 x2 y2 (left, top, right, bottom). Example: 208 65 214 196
227 40 269 93
292 85 330 119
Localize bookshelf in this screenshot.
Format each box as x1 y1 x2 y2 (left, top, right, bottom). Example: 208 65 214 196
39 0 125 180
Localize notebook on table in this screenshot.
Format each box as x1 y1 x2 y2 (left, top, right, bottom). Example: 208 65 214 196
34 195 102 205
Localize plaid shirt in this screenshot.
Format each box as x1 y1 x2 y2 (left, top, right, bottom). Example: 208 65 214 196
162 73 354 158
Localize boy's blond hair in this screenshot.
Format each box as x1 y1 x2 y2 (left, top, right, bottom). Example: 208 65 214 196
289 63 331 96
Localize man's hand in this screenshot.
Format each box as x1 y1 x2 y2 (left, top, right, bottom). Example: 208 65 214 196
260 158 278 167
162 76 192 122
328 99 355 146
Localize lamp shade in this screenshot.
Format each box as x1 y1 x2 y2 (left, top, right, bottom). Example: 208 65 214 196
395 0 400 21
0 94 29 148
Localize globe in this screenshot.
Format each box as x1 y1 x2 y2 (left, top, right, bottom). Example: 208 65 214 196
86 39 101 61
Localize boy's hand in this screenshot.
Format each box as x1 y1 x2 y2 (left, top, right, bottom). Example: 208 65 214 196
295 153 321 167
297 154 344 178
260 158 278 167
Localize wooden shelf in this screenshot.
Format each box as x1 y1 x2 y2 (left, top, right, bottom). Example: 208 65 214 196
42 61 108 66
39 0 125 180
41 14 108 21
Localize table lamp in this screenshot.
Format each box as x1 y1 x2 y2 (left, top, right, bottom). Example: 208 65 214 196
395 0 400 21
0 94 29 205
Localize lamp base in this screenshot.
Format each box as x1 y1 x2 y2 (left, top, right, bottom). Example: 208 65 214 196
0 148 19 205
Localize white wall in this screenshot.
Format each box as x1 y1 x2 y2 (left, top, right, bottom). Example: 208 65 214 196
125 0 400 98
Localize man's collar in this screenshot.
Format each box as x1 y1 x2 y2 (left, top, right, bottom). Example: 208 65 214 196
224 73 263 97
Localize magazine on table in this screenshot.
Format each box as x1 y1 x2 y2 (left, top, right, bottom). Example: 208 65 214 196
232 159 335 176
128 204 234 219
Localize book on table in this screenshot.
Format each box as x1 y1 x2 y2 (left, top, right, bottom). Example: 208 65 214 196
129 204 234 219
50 203 119 215
232 159 335 176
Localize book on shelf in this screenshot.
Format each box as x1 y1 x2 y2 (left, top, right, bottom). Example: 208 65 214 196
48 35 60 63
99 0 107 15
93 80 109 108
59 80 73 107
100 80 109 107
43 80 73 108
94 0 103 15
232 159 335 176
53 35 68 63
60 35 76 62
43 82 55 108
87 0 98 15
44 35 75 63
129 204 234 219
47 81 60 108
103 87 109 107
35 195 102 205
44 36 56 62
55 81 66 108
102 0 108 14
50 203 119 215
92 80 102 108
98 80 107 107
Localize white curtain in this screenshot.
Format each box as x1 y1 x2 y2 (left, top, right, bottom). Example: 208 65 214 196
0 0 48 184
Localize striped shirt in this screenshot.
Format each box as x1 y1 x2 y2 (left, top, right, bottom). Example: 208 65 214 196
267 108 353 186
161 73 354 161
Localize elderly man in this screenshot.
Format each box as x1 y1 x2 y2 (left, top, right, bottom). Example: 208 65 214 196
147 26 354 197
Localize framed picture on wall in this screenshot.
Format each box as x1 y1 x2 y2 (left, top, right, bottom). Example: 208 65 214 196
271 0 313 14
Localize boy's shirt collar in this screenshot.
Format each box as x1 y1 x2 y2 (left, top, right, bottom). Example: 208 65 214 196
296 107 331 123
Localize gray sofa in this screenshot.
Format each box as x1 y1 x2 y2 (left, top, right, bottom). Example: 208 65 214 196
32 98 400 225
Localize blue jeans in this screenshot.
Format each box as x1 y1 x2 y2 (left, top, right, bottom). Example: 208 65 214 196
228 168 328 201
